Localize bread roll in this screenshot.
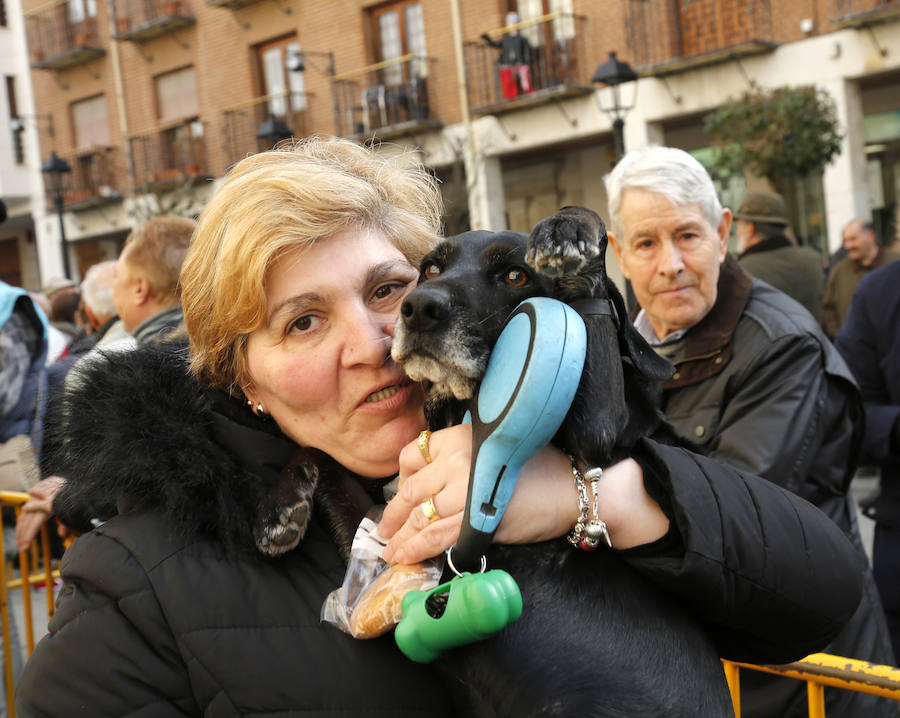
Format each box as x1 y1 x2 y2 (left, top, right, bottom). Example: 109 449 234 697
349 562 434 638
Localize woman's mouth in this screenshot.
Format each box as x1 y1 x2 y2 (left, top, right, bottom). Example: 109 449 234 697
365 385 402 403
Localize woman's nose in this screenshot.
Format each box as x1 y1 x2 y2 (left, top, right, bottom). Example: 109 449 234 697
340 309 394 367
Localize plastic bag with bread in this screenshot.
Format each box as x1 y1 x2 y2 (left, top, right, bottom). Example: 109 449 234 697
321 506 443 638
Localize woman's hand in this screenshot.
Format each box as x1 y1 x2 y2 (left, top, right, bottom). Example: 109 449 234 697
378 428 581 564
379 428 672 565
379 424 472 564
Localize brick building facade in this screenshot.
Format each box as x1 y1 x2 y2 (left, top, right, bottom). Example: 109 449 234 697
2 0 900 287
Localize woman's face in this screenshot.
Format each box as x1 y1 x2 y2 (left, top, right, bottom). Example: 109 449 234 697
245 227 425 477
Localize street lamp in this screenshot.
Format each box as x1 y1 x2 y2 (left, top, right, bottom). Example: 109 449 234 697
41 151 72 279
256 113 294 151
591 51 637 162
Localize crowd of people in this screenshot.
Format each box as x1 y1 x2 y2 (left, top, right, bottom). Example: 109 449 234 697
0 136 897 716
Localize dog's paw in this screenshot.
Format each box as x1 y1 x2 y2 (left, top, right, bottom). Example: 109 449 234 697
254 453 319 556
255 499 311 556
526 206 605 277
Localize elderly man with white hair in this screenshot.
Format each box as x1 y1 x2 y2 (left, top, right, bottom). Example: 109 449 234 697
598 146 893 718
79 260 134 350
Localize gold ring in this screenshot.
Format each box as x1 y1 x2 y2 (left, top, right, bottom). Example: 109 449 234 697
420 496 441 522
417 430 432 464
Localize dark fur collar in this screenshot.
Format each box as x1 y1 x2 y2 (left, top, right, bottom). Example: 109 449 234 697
46 345 298 555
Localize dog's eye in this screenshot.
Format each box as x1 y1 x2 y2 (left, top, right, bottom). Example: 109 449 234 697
423 263 441 279
505 269 528 287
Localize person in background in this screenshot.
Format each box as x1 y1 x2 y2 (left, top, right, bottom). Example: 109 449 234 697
112 215 195 345
16 259 134 552
16 137 865 715
835 257 900 661
600 145 894 718
823 218 900 338
734 190 824 324
481 12 534 100
79 260 131 348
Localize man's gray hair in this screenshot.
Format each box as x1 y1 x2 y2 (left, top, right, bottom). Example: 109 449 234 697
604 146 724 238
80 260 117 318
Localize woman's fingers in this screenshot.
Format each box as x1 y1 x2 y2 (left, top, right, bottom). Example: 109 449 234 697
378 424 472 563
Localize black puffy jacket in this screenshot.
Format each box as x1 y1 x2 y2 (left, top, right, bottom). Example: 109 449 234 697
16 346 866 716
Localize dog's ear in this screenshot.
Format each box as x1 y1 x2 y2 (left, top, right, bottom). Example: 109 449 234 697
607 282 675 382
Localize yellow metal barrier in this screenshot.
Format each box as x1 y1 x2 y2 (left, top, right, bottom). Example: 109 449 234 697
0 491 64 718
723 654 900 717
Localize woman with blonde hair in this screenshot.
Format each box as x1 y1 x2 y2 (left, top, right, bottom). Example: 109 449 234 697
17 137 864 715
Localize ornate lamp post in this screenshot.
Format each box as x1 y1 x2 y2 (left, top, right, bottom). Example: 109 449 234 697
41 151 73 279
591 51 637 162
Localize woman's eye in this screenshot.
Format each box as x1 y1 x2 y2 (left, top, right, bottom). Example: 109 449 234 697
505 268 528 287
373 282 402 300
423 263 441 279
290 315 319 333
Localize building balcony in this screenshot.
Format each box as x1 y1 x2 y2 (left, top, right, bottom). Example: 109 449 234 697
128 118 209 189
830 0 900 27
626 0 776 76
25 6 105 70
465 12 593 116
220 91 310 167
114 0 195 42
59 146 124 207
331 55 442 140
205 0 262 10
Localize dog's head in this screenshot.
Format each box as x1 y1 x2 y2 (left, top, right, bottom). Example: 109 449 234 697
392 230 552 409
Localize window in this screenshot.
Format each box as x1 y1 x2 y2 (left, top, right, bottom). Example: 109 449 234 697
72 94 109 148
257 36 306 119
516 0 574 45
68 0 97 23
156 66 198 123
371 0 427 84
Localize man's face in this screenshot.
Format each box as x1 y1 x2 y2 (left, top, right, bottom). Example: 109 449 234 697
735 219 753 253
843 221 878 264
610 189 731 340
112 253 139 332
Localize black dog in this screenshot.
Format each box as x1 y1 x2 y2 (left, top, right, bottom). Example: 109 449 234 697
388 206 734 717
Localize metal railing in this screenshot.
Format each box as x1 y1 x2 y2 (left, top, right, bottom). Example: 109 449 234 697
626 0 775 73
219 91 309 167
24 0 105 69
113 0 195 40
829 0 900 24
0 492 63 718
331 54 440 139
57 146 124 206
723 654 900 717
464 12 591 115
128 117 209 189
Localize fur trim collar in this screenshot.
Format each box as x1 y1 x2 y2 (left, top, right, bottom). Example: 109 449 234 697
46 345 297 555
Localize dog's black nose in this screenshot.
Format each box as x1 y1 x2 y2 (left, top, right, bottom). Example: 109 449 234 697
400 288 452 332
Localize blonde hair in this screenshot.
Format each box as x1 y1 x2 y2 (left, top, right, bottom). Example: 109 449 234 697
182 136 443 394
121 216 196 302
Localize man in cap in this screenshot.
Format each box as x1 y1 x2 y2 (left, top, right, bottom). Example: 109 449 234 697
735 191 825 324
823 218 900 338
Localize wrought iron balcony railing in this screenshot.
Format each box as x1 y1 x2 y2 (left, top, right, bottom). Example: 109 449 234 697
830 0 900 26
331 55 441 139
220 91 310 167
25 1 105 70
59 146 124 206
626 0 776 74
464 12 592 116
114 0 195 41
128 118 209 189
